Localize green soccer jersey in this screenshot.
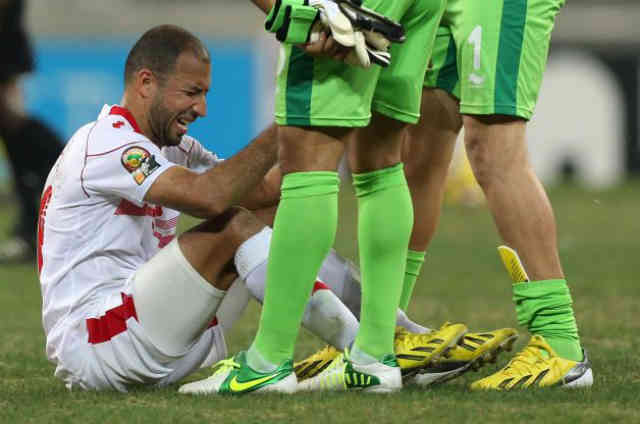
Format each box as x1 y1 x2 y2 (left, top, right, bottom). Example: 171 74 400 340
424 0 566 120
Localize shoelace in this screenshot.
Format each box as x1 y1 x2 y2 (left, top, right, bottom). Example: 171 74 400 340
210 358 240 377
502 344 548 376
396 327 444 352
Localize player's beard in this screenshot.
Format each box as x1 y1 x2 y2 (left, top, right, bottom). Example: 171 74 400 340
149 95 182 147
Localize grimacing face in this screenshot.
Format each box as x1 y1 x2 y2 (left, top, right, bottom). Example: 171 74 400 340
148 51 210 147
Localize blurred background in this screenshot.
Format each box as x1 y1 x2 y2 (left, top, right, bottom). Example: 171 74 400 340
1 0 639 186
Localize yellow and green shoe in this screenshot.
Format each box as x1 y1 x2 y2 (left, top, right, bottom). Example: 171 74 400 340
412 327 518 386
179 351 297 395
470 335 593 390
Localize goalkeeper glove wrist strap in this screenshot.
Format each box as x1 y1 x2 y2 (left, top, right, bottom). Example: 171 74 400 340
265 0 319 44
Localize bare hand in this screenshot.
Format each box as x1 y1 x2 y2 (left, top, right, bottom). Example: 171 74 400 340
301 31 351 62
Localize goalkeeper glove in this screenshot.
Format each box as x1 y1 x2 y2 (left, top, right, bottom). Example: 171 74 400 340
265 0 404 68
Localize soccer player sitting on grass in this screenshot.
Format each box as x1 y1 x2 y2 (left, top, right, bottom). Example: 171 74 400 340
37 24 460 392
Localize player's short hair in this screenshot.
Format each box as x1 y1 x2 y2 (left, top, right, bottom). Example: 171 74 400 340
124 24 210 86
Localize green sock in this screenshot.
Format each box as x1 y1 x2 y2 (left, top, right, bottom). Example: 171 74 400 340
250 171 340 368
399 250 426 312
352 164 413 360
513 279 583 361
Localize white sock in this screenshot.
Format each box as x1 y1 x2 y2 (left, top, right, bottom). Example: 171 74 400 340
247 344 278 373
396 309 431 334
317 249 362 319
302 282 359 350
350 344 378 365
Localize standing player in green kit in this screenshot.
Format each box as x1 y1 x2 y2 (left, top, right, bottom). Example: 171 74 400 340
181 0 453 395
399 0 594 389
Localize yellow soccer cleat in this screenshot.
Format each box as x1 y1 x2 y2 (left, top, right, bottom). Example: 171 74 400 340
411 327 518 386
470 335 593 390
395 322 467 379
294 323 467 382
294 345 341 382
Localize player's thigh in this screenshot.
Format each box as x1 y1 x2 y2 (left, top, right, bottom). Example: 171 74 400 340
372 0 448 124
457 0 565 119
274 43 382 128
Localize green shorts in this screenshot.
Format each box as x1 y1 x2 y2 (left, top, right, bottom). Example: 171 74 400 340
274 0 447 127
424 0 565 120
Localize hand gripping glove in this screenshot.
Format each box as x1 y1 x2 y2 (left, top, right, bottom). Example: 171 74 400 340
265 0 405 68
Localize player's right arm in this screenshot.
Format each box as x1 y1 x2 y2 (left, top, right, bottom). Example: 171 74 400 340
144 125 278 218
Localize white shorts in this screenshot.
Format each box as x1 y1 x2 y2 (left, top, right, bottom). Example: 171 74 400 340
53 240 229 392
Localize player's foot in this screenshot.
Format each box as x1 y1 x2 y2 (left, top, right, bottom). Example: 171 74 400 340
297 349 402 393
293 323 467 382
0 236 35 264
395 322 467 380
470 335 593 390
411 327 518 386
294 345 341 382
178 351 296 395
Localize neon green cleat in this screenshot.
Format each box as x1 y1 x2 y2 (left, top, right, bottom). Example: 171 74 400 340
412 327 518 386
179 351 297 395
470 335 593 390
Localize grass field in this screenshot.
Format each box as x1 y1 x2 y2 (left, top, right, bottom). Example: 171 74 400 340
1 182 639 423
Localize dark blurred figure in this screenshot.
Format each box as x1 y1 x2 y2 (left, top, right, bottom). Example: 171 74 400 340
0 0 64 263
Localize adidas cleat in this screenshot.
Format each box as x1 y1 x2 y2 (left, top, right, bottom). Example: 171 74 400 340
297 349 401 393
395 322 467 380
294 345 341 382
470 335 593 390
178 351 296 395
412 327 518 386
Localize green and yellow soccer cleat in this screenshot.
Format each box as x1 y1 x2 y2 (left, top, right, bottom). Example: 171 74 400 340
294 345 341 382
395 322 467 379
179 351 297 395
412 327 518 386
470 335 593 390
297 349 402 393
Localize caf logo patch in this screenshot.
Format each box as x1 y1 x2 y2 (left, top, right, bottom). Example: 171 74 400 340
121 146 161 185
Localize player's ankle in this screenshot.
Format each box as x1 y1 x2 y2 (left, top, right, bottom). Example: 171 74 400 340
246 344 279 373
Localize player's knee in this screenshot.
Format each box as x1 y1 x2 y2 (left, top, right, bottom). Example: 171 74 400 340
464 128 496 189
224 206 265 244
193 206 264 248
403 135 452 183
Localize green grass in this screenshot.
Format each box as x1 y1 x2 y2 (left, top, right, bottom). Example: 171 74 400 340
1 182 639 423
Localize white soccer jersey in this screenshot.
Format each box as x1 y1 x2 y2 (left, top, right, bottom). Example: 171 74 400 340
38 105 222 370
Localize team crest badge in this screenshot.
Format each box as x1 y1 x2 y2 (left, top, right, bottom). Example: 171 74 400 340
121 146 161 185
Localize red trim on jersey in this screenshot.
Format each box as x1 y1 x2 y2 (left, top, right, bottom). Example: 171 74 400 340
207 316 218 329
109 106 142 134
115 199 163 217
86 293 138 344
312 280 329 293
37 186 53 275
